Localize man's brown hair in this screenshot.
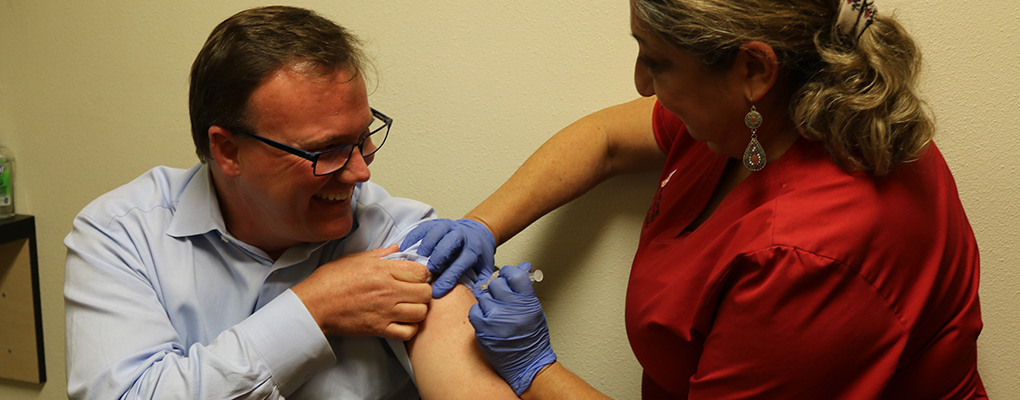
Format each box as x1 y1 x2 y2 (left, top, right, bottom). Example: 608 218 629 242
189 6 366 162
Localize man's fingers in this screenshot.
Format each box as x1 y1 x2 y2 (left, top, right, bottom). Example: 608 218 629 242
348 243 399 259
408 281 434 304
391 302 429 324
383 322 420 342
388 260 432 284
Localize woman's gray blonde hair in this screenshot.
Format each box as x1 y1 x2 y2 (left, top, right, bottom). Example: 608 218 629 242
634 0 933 176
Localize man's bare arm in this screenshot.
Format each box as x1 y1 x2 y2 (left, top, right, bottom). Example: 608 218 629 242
407 284 519 399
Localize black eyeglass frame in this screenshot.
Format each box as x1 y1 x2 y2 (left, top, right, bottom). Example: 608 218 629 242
230 108 392 176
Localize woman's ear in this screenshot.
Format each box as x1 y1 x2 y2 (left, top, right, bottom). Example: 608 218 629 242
735 41 780 102
208 126 243 178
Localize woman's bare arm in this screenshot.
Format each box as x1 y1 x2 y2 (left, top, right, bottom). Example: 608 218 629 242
466 97 664 244
521 362 612 400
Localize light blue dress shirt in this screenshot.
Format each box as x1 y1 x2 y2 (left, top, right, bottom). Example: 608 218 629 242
64 163 435 399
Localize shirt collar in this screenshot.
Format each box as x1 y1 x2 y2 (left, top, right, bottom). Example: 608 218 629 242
166 163 229 238
165 163 357 264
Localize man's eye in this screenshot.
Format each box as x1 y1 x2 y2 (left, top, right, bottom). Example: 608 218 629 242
309 130 370 153
307 143 343 153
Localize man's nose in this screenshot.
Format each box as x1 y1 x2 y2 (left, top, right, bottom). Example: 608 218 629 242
334 147 371 183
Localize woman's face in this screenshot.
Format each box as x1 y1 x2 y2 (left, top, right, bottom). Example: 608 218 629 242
630 9 749 157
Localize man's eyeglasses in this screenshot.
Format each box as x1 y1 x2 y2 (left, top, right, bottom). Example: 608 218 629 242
231 108 392 176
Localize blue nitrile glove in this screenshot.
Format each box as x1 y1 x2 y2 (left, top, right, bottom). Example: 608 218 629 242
400 218 496 298
469 262 557 396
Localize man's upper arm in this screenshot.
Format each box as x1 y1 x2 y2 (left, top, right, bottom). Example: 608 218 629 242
406 284 518 400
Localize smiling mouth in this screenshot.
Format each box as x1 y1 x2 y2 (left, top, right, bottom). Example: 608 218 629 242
313 188 354 203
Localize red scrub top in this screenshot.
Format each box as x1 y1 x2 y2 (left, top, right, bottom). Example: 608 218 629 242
626 101 986 399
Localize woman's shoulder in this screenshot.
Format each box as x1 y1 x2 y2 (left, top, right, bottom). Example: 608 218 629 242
765 141 972 268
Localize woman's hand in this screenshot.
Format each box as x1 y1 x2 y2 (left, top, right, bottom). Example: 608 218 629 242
400 218 496 298
469 262 557 396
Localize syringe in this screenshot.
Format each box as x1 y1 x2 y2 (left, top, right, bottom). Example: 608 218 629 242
480 265 543 290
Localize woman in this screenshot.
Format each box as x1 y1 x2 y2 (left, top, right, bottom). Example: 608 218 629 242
407 0 985 398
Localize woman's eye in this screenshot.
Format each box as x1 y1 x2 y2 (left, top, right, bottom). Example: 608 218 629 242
638 56 661 71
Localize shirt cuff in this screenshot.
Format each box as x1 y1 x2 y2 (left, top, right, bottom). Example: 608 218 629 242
237 289 335 395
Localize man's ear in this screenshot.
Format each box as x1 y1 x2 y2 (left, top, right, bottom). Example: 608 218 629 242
209 126 243 178
735 41 780 102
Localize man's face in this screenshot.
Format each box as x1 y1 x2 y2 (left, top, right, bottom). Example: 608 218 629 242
229 65 373 250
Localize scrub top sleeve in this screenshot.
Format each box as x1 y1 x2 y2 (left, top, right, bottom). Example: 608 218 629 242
688 246 906 400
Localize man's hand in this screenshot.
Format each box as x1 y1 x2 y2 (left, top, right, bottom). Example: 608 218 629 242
292 245 433 341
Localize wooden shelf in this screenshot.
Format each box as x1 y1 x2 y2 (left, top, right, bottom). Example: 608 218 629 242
0 215 46 384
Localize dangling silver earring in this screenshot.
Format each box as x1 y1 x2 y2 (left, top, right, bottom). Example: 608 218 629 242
743 105 766 172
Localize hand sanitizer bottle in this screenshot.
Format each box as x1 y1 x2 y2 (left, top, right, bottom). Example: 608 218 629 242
0 145 14 219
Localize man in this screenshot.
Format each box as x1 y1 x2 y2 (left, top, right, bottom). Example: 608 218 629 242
64 6 513 399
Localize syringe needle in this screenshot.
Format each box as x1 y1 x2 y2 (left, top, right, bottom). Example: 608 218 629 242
480 266 543 290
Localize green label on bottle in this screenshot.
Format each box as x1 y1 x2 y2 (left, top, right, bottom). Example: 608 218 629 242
0 162 10 206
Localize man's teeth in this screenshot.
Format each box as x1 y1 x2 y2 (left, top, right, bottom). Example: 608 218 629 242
314 192 350 202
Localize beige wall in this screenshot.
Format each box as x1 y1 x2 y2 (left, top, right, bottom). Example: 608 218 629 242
0 0 1016 398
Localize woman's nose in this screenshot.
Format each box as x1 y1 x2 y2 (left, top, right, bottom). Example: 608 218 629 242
634 60 655 97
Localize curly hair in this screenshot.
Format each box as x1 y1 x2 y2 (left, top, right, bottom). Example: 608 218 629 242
633 0 933 175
